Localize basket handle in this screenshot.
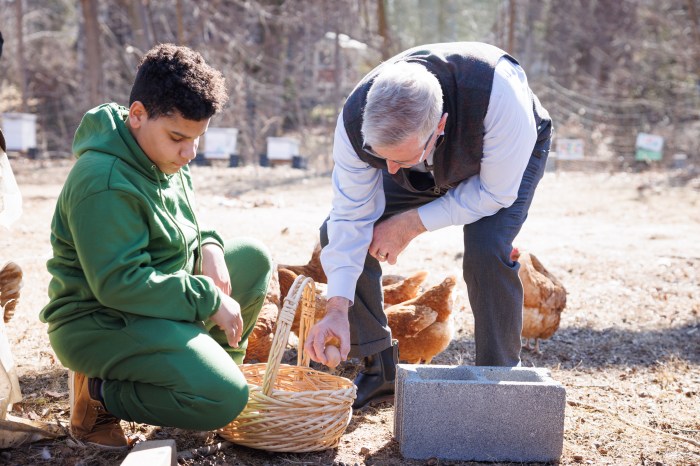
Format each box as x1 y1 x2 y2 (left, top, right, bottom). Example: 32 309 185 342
261 274 316 396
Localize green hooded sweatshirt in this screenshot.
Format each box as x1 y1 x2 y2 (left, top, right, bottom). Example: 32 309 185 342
40 103 223 329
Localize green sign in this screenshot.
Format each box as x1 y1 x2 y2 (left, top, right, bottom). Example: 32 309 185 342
635 133 663 161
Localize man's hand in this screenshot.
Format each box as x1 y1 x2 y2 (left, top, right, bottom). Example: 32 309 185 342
304 297 351 365
198 243 232 296
369 209 426 265
210 293 243 348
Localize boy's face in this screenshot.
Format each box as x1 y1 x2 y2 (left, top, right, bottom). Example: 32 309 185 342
127 101 209 175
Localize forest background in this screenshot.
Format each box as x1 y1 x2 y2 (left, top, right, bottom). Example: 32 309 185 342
1 0 700 167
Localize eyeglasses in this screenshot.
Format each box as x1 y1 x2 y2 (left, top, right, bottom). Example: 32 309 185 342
363 125 442 168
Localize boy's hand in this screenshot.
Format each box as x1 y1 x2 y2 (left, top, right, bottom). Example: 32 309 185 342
199 243 231 295
210 293 243 348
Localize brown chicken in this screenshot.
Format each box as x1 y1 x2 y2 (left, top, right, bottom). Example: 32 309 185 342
277 267 299 304
386 276 457 364
278 267 304 334
245 268 282 363
243 300 279 363
382 274 405 286
0 262 22 323
265 262 282 307
277 242 327 284
383 270 428 306
512 248 567 353
278 267 327 335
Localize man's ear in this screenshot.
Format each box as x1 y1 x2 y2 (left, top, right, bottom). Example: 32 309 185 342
437 112 448 132
128 101 148 129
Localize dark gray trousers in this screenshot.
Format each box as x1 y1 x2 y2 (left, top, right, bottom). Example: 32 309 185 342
321 150 549 366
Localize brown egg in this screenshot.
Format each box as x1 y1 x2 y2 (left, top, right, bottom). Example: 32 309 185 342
324 344 341 369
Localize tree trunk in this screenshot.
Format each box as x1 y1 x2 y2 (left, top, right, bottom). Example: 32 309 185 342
15 0 28 112
333 25 342 115
81 0 103 107
128 0 152 53
377 0 391 60
508 0 516 55
687 0 700 78
437 0 447 42
176 0 185 45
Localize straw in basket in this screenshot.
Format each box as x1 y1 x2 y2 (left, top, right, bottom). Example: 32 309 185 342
218 275 356 452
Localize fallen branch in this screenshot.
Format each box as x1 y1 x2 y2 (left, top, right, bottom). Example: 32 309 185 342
0 414 66 449
53 415 84 448
674 428 700 434
176 441 233 461
567 399 700 449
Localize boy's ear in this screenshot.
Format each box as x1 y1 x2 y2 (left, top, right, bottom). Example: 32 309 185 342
128 101 148 128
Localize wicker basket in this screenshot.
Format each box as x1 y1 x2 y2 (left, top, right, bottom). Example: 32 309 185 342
218 275 356 452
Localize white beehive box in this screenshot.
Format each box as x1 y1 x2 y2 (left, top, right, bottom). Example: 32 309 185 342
266 137 299 161
203 127 238 160
1 113 37 152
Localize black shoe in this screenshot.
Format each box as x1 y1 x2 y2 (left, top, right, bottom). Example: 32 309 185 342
352 340 399 410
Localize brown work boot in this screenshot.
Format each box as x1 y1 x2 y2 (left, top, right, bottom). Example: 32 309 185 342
68 370 129 449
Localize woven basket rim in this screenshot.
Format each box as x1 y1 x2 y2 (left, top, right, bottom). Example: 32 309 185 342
243 368 355 396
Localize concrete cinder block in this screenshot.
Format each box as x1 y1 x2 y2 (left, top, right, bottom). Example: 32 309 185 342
120 439 177 466
394 365 565 463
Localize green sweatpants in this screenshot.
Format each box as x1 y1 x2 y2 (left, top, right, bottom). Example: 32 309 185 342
48 238 272 431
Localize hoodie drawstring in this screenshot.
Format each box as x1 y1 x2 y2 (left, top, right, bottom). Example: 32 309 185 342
152 166 203 274
179 170 204 275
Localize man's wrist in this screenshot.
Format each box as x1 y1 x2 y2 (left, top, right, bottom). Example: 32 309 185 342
405 209 427 236
326 296 351 315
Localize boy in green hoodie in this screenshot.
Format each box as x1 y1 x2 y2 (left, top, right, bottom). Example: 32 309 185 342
40 44 272 448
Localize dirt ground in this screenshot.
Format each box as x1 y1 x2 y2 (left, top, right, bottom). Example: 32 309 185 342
1 157 699 465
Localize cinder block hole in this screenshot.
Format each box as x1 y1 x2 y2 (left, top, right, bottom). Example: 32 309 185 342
479 368 544 383
415 366 479 381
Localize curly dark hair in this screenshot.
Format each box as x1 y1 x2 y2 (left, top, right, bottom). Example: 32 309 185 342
129 43 228 120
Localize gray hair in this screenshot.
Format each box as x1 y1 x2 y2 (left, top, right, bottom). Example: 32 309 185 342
362 61 443 148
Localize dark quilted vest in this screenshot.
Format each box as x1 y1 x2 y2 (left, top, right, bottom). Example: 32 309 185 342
342 42 552 193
